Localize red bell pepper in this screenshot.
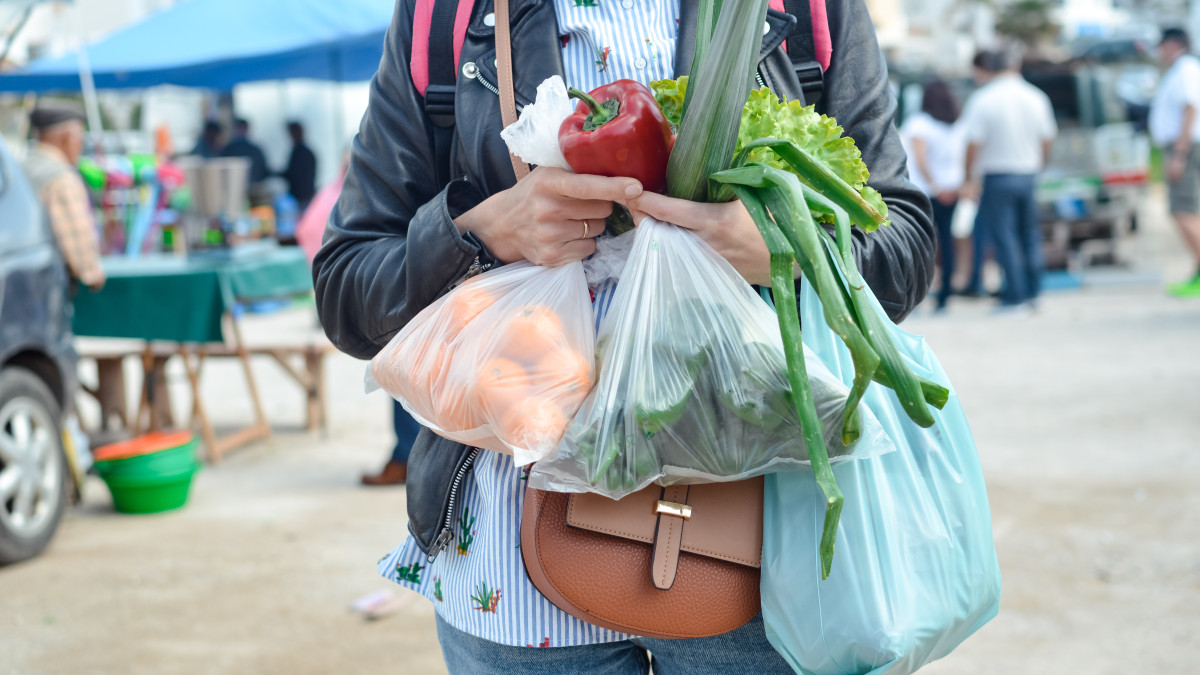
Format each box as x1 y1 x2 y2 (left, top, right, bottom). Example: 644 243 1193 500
558 79 674 193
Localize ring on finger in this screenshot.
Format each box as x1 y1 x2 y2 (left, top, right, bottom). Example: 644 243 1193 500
581 219 590 240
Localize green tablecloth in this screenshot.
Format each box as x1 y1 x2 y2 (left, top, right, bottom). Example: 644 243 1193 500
74 244 313 343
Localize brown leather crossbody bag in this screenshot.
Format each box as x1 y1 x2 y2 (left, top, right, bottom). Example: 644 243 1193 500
490 0 763 639
520 480 763 639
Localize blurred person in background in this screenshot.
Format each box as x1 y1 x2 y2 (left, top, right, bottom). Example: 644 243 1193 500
222 118 270 205
23 101 105 293
960 48 1056 313
902 78 964 312
280 121 317 212
291 152 416 487
1150 27 1200 298
361 402 421 486
189 120 223 158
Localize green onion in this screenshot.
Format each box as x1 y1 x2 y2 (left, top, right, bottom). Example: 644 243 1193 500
666 0 770 201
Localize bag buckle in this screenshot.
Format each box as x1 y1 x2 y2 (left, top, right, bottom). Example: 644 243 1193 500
793 60 825 103
655 500 692 519
425 83 457 128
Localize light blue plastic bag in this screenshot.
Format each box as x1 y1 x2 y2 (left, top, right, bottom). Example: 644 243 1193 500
762 280 1002 675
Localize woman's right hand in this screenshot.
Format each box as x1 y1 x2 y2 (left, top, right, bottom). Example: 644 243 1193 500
454 167 642 267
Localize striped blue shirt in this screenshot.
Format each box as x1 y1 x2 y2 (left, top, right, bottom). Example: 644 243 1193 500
379 0 679 648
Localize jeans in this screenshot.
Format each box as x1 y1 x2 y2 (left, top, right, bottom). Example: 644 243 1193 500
435 612 793 675
390 400 421 464
966 173 1043 305
930 198 957 309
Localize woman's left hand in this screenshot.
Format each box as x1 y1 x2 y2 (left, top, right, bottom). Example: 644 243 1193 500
629 191 773 287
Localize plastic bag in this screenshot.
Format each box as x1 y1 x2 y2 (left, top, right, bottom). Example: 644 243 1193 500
950 197 977 238
499 75 573 171
528 218 892 499
368 262 596 466
761 279 1002 675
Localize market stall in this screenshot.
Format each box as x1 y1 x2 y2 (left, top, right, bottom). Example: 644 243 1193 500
0 0 391 458
75 242 326 462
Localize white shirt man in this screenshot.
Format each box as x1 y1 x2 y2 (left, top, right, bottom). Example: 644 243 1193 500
960 72 1057 178
1149 27 1200 297
959 51 1057 310
1149 53 1200 148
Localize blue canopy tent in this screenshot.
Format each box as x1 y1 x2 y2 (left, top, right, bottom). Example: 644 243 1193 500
0 0 395 92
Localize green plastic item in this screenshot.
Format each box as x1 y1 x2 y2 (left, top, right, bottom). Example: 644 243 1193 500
94 439 198 479
100 464 199 514
129 153 158 183
78 157 106 191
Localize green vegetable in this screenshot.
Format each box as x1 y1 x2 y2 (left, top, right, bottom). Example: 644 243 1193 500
650 79 889 226
735 138 887 232
634 353 696 435
800 183 936 428
717 343 789 433
728 185 843 579
664 0 769 201
711 163 880 446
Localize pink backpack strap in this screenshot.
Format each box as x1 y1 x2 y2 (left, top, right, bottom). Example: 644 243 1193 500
770 0 832 71
770 0 830 102
809 0 831 71
411 0 474 97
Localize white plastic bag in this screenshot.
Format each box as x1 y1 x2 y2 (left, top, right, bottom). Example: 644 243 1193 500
528 218 892 499
499 75 573 170
368 262 596 466
950 197 976 238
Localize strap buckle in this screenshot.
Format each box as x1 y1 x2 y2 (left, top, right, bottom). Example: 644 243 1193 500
793 60 825 104
425 83 457 128
655 500 692 519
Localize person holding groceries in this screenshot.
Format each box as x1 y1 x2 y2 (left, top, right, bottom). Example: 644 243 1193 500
313 0 933 671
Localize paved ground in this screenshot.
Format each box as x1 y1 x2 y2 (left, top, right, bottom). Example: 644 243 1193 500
3 203 1199 674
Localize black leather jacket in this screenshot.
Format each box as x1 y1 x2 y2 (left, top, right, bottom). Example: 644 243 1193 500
314 0 935 558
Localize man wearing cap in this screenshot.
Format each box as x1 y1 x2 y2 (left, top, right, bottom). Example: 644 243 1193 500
1150 27 1200 298
23 101 105 291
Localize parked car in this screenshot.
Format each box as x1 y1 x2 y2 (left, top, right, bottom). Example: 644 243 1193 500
0 137 77 565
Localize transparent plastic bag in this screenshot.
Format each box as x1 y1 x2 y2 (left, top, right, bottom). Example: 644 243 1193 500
367 262 595 466
761 279 1001 675
528 218 891 499
499 75 573 171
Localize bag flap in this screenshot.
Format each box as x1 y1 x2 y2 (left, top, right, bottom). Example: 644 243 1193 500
566 479 763 568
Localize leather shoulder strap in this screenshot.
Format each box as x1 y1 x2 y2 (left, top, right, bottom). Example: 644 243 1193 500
494 0 531 181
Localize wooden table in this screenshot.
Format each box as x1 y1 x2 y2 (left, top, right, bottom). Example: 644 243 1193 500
74 243 319 461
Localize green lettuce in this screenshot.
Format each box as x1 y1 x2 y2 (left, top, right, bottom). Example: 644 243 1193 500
650 79 889 225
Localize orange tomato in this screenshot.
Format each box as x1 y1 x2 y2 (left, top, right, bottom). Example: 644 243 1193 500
444 285 497 335
412 343 449 407
535 348 594 412
499 306 567 365
435 378 480 431
473 357 531 423
499 395 569 449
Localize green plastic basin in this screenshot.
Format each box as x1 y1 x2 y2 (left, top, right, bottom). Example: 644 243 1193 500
100 464 199 514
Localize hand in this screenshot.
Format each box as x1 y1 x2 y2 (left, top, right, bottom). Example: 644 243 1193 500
936 190 958 207
454 167 642 267
1168 154 1186 183
630 191 773 287
958 181 981 202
